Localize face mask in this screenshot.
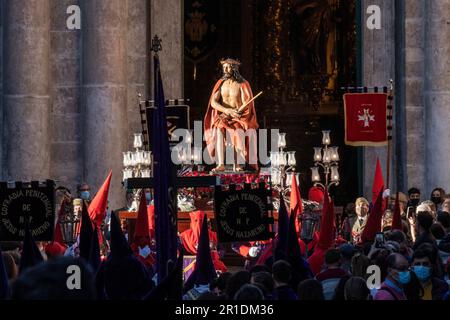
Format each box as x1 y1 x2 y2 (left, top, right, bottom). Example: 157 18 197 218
394 271 411 285
431 196 441 205
80 191 90 200
413 266 431 281
145 193 151 202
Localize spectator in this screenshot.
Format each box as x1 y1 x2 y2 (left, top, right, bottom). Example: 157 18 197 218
272 260 297 300
387 230 414 261
250 271 274 300
333 274 352 300
431 188 446 212
11 257 96 300
369 247 391 282
437 211 450 234
374 253 409 300
351 252 370 279
197 291 225 300
77 183 91 202
234 284 264 300
344 277 371 300
210 272 231 297
340 203 357 242
407 188 421 207
339 243 357 273
403 271 424 300
352 197 369 244
412 246 449 300
431 223 446 241
249 264 271 275
438 233 450 266
297 279 324 300
442 198 450 215
413 209 437 251
315 249 349 300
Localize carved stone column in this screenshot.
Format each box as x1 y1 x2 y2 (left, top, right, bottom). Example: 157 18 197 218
3 0 51 181
82 0 128 209
424 0 450 193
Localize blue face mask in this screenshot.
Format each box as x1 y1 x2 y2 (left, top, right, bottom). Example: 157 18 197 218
145 193 151 202
413 266 431 282
396 271 411 285
80 191 90 200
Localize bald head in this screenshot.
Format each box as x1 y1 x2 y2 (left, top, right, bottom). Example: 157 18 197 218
387 253 409 272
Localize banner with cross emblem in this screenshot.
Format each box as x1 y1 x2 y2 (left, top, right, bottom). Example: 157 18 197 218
214 183 274 243
343 93 388 146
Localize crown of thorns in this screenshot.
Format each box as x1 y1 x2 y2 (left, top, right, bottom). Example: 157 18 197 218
220 58 241 66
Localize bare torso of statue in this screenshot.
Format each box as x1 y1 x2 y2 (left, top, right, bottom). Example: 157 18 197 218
220 79 242 110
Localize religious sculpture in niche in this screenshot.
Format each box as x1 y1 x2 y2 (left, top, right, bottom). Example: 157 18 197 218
290 0 340 100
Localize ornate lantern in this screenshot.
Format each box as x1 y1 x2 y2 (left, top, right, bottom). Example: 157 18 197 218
59 201 80 245
299 201 321 244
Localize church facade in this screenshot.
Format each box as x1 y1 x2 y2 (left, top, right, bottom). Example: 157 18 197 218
0 0 449 208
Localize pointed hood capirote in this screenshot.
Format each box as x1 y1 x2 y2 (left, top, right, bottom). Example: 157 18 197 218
79 201 94 262
372 158 384 205
88 170 112 228
88 223 101 273
287 205 313 286
361 189 384 243
96 211 154 300
143 252 184 300
290 173 303 234
307 189 335 275
274 198 289 262
109 211 133 258
133 192 151 246
183 217 217 292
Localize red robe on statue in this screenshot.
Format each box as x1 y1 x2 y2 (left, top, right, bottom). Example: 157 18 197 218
204 79 259 170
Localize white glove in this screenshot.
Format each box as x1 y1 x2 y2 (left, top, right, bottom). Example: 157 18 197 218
139 245 151 259
248 246 260 258
382 189 390 199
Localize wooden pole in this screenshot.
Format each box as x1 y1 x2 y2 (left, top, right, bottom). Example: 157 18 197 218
386 79 394 190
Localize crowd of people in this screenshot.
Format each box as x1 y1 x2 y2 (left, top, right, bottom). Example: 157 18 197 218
1 172 450 301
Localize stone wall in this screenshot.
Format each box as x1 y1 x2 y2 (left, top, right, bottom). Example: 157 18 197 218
404 0 426 193
0 1 3 180
82 0 129 210
362 0 450 197
424 0 450 195
150 0 183 99
3 0 51 182
361 0 395 198
126 0 150 151
49 0 82 193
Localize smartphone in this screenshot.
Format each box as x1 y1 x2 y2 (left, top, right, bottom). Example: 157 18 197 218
407 206 414 219
375 232 385 248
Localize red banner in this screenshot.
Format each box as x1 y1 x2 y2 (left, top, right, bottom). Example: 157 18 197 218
344 93 388 146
